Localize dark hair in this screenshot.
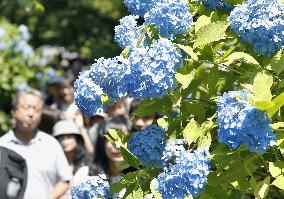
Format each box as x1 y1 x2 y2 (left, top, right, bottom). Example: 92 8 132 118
11 88 44 110
56 135 101 175
93 115 132 176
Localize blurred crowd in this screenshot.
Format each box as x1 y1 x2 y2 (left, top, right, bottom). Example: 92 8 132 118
0 76 159 199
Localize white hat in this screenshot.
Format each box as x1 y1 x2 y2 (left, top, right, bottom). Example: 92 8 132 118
53 120 82 140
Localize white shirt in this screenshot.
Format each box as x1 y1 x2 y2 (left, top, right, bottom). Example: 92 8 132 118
0 130 72 199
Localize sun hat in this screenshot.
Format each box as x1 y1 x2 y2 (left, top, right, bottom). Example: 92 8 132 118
53 120 84 143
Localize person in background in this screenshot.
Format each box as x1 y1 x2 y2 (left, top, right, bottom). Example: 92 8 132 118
94 115 132 198
105 98 129 117
53 120 98 176
129 99 159 131
39 76 62 134
0 87 72 199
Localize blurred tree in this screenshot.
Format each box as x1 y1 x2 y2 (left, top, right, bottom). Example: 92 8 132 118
0 0 128 60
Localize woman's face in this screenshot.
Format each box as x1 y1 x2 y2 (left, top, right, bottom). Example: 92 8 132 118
104 141 124 163
57 134 78 153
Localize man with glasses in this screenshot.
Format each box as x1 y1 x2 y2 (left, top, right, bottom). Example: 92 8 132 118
0 88 72 199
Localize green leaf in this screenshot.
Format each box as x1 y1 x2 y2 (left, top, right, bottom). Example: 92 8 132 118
272 175 284 190
254 177 270 199
224 52 260 66
157 118 168 128
183 118 201 145
150 179 163 199
194 21 229 48
267 49 284 75
254 100 275 111
120 146 140 167
271 122 284 130
132 186 144 199
175 71 195 89
108 128 118 140
252 71 273 102
268 92 284 118
121 46 131 57
195 15 211 32
269 162 284 178
176 44 198 61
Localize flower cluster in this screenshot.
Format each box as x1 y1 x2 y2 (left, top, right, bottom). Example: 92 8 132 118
71 174 111 199
128 125 166 167
0 24 33 60
124 0 155 17
217 91 276 153
90 56 130 100
161 139 186 167
114 15 145 48
155 148 210 198
74 71 104 116
144 0 193 39
199 0 232 11
229 0 284 56
127 38 182 99
74 38 182 116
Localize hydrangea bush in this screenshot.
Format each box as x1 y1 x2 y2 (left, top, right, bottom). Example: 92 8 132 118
74 0 284 198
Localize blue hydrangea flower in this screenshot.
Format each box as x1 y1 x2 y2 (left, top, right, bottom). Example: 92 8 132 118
229 0 284 56
217 91 276 153
199 0 232 11
74 70 104 116
89 56 130 100
124 0 155 17
71 174 111 199
114 15 146 48
161 139 186 167
126 38 182 99
128 125 166 167
155 148 210 198
0 27 5 38
144 0 194 39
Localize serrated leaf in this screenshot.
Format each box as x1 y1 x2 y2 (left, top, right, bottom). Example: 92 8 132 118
254 177 270 199
271 122 284 130
272 175 284 190
120 146 140 167
194 21 229 48
175 71 195 89
183 118 201 145
268 49 284 75
224 52 260 66
268 92 284 118
195 15 211 32
176 44 198 61
252 71 273 102
150 179 162 199
254 100 275 111
132 186 143 198
108 128 118 140
157 118 168 128
269 162 284 178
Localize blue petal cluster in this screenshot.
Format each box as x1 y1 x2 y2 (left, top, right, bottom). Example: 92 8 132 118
229 0 284 56
127 38 182 99
144 0 194 39
74 71 104 116
124 0 155 17
74 39 182 116
156 148 210 198
217 91 276 153
161 139 186 167
90 56 130 100
128 125 166 167
199 0 232 11
114 15 145 48
71 174 111 199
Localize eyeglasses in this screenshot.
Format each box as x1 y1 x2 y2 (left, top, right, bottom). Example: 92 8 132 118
17 105 43 112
